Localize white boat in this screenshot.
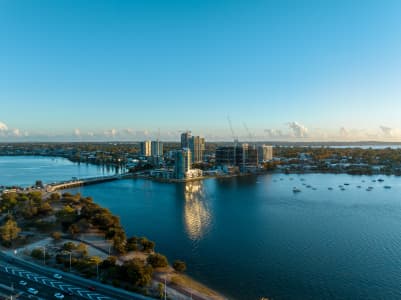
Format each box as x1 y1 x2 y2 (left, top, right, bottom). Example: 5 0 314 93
292 187 301 193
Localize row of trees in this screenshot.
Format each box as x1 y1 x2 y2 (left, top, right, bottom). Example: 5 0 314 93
57 193 127 253
0 191 54 218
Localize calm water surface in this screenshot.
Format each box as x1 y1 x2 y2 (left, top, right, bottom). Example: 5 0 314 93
0 156 119 187
2 157 401 299
68 174 401 300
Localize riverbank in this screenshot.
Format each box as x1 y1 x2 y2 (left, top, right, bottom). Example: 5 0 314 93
3 234 226 300
0 190 227 300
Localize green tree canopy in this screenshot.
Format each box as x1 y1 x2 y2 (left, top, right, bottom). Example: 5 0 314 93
0 218 21 242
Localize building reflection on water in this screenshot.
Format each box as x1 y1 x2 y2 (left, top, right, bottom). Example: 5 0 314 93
183 181 211 241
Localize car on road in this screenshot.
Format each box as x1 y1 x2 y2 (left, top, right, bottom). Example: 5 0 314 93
27 287 39 295
88 286 96 291
53 273 62 279
54 292 65 299
19 280 27 286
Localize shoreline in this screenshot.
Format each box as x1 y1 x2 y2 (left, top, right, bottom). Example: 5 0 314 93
0 188 228 300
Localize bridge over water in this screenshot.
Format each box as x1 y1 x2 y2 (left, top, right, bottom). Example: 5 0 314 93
46 173 130 192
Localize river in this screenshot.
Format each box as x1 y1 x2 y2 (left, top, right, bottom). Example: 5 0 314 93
2 156 401 299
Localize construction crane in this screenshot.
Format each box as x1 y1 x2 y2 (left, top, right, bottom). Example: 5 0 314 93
243 122 256 149
227 116 238 142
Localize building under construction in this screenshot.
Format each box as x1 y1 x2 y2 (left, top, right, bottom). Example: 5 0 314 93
215 143 258 172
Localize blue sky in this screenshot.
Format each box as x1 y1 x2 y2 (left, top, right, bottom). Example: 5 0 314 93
1 0 401 141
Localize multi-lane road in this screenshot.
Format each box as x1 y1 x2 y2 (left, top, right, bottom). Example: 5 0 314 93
0 252 153 300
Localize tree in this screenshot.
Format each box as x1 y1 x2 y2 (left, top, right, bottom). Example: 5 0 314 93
0 218 21 242
39 202 53 215
51 231 62 241
147 253 168 268
124 259 153 287
68 223 80 236
31 248 44 260
76 243 88 257
126 237 138 251
139 237 155 252
157 282 165 299
173 260 186 272
63 241 77 251
49 193 61 202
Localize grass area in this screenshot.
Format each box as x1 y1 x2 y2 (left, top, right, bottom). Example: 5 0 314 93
170 274 222 298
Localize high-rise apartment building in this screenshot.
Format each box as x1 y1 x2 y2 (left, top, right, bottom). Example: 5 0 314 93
258 145 273 162
189 136 205 163
181 131 191 148
174 148 191 179
140 140 151 157
151 140 163 157
215 143 258 171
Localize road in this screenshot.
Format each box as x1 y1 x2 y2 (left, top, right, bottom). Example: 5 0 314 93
0 271 78 300
0 252 153 300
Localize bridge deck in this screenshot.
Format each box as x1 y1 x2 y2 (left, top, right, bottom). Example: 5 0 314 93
47 174 128 191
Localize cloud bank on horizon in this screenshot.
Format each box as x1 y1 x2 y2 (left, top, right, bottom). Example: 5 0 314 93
1 120 400 142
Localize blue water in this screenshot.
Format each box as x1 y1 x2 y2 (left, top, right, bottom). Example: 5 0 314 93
2 156 401 299
66 174 401 300
0 156 119 187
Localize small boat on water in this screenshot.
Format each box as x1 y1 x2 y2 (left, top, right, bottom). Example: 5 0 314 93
357 186 361 188
328 187 333 190
378 178 384 182
384 185 391 189
306 185 311 188
344 183 350 186
340 187 345 191
293 187 301 193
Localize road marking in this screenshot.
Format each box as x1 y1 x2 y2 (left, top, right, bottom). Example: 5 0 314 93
1 264 115 300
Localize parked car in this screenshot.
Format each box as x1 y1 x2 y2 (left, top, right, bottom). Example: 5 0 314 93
19 280 27 286
54 292 64 299
53 273 62 279
27 288 39 295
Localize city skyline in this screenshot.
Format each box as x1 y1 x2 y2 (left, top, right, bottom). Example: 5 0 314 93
2 0 401 141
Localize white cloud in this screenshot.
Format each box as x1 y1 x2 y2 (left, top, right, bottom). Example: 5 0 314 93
380 126 393 137
287 122 308 138
264 128 284 139
74 128 81 136
103 128 118 138
12 128 21 136
0 121 8 131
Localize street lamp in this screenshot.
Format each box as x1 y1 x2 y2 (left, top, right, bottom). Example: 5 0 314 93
96 261 99 280
164 277 167 300
63 251 72 272
37 246 46 265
